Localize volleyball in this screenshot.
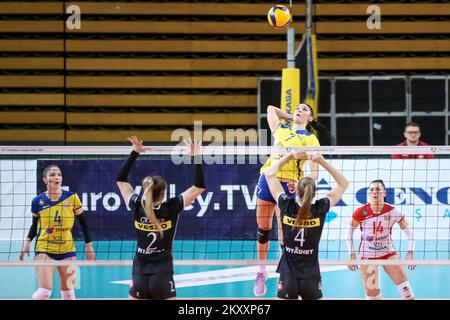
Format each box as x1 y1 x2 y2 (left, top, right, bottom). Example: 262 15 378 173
267 5 292 29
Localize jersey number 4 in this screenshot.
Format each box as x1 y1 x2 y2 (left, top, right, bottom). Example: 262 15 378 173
295 228 306 247
53 210 62 224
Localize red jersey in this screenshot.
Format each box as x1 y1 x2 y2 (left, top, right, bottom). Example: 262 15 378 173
391 140 435 159
352 203 404 259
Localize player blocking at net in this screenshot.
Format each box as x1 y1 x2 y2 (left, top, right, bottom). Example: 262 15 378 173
20 165 96 300
265 151 348 299
116 136 206 300
254 103 321 296
346 179 416 300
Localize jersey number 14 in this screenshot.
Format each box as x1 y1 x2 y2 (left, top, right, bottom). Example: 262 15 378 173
372 221 384 235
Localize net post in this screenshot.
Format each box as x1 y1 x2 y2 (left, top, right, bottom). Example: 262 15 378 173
287 28 295 69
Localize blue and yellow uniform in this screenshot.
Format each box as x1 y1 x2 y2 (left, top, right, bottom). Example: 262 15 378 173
31 190 82 259
257 123 320 203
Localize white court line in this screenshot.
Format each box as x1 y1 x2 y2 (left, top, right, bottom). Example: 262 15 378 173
111 265 346 288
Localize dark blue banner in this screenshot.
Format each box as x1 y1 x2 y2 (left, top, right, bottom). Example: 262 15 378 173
37 159 261 240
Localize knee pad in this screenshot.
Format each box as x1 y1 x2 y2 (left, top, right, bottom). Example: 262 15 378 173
257 228 271 244
32 287 52 300
397 281 414 300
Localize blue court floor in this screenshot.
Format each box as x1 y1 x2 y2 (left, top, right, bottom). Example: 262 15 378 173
1 240 449 299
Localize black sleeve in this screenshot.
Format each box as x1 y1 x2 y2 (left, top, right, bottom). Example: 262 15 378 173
168 195 184 215
26 215 39 241
277 193 294 214
317 197 331 215
193 155 205 188
116 150 139 182
128 193 141 214
76 213 92 243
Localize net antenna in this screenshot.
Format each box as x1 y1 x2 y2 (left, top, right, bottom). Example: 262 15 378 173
305 0 313 98
286 1 295 69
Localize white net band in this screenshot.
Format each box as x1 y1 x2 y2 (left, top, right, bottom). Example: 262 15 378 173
1 145 450 155
1 259 449 267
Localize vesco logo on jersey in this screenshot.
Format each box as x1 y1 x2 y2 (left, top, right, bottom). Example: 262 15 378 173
45 227 54 235
134 221 172 232
283 216 320 228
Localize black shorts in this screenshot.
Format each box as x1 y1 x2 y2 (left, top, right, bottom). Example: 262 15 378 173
129 272 176 300
277 273 322 300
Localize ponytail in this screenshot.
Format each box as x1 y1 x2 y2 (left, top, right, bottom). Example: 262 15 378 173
295 177 316 228
304 103 331 146
141 176 164 237
307 120 331 146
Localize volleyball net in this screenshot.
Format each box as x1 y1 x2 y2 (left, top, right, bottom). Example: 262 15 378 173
1 145 450 266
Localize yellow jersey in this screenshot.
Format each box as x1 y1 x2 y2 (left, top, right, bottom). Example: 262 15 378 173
32 190 82 254
260 123 320 181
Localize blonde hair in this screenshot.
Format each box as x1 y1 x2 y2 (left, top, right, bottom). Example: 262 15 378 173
295 177 316 227
141 176 166 237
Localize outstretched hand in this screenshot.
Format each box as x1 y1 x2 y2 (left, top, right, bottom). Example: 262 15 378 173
128 136 151 154
291 151 310 160
310 153 325 164
291 151 325 163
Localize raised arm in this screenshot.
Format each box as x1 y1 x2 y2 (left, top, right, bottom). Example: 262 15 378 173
308 160 319 181
180 139 206 208
265 152 298 201
311 154 349 207
116 136 150 203
267 105 294 132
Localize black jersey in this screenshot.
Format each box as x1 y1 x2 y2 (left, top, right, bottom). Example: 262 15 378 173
128 193 184 274
276 193 331 279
